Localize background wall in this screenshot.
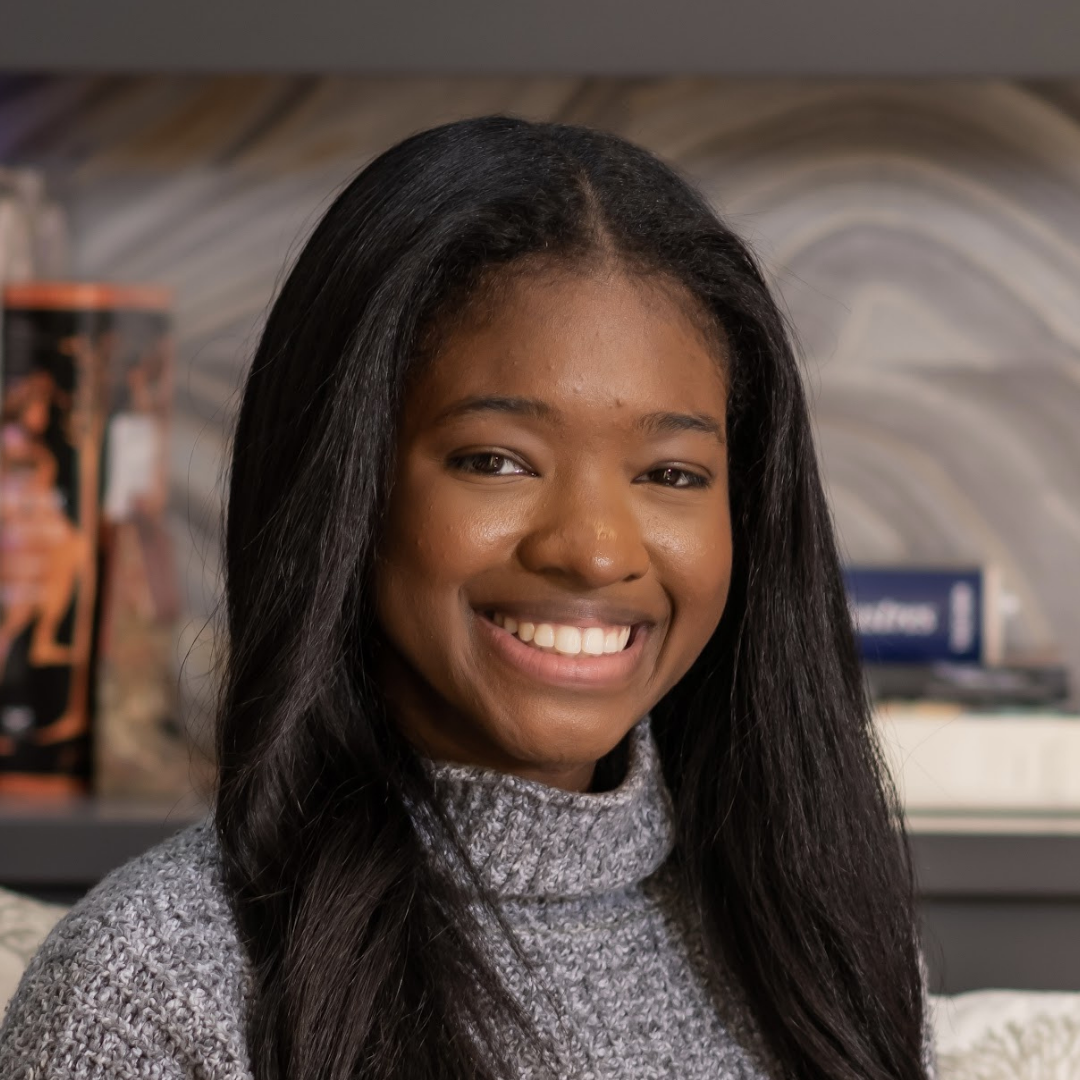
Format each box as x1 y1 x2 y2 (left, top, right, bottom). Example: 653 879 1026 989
2 74 1079 744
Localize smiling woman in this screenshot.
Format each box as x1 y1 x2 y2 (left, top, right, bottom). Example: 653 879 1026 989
0 118 931 1080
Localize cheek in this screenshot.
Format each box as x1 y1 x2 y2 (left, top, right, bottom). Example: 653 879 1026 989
649 497 733 636
376 463 527 627
375 512 471 699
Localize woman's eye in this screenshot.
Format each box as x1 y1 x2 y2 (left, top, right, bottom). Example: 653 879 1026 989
450 452 530 477
642 466 709 489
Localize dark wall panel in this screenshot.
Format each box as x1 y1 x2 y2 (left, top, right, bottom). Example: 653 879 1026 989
3 0 1080 76
922 900 1080 993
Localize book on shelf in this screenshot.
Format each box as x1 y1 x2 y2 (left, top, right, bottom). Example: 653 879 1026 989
0 170 68 282
92 288 194 800
844 564 1003 666
0 282 190 800
0 284 104 795
876 705 1080 815
0 168 70 462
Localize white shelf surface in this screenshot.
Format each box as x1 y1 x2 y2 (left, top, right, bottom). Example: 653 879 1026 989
876 709 1080 818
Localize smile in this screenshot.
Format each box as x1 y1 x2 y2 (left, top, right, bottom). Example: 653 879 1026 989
489 612 632 656
477 609 649 690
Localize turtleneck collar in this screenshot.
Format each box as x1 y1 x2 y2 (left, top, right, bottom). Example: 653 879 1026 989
426 719 676 901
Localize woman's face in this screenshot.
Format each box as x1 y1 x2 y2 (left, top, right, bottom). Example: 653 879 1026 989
376 265 732 791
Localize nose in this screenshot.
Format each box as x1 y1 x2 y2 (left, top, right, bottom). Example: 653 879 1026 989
516 470 650 589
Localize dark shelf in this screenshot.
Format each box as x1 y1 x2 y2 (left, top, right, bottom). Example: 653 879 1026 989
0 797 205 889
3 801 1079 893
909 820 1080 992
912 830 1080 899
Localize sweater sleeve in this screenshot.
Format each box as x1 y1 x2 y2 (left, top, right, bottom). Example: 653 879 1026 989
0 827 251 1080
0 922 194 1079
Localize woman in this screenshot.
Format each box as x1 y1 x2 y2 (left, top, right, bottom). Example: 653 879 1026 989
0 116 931 1080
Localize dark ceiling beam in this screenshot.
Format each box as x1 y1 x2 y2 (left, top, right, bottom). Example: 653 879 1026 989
1 0 1079 77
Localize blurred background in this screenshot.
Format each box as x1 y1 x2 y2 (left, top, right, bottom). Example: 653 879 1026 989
1 0 1079 1014
6 74 1080 744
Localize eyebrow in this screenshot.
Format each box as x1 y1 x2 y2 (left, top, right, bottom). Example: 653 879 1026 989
433 395 724 443
636 410 725 444
433 395 557 425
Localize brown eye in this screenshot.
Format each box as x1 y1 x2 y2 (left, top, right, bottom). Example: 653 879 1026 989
450 452 530 477
642 467 709 489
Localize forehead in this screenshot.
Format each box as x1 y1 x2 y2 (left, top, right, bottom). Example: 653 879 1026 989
407 268 728 424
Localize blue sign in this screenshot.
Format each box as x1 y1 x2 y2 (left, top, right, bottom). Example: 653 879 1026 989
843 566 985 664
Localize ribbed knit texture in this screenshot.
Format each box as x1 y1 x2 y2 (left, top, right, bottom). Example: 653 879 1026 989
0 720 773 1078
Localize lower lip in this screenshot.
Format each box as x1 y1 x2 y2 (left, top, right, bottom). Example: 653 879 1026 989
476 614 649 689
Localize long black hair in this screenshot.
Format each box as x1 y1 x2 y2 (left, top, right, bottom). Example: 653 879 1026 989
216 115 928 1080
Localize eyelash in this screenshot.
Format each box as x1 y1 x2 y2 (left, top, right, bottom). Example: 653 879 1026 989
448 453 711 489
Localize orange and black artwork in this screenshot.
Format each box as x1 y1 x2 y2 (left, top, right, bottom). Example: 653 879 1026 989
0 283 174 796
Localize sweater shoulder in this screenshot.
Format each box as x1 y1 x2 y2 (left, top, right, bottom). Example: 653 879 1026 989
0 822 251 1078
85 820 231 926
34 820 240 971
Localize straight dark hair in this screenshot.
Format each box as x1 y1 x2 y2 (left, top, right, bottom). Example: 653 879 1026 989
216 115 928 1080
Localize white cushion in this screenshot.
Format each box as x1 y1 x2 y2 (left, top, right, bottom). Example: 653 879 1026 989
0 887 67 1017
930 991 1080 1078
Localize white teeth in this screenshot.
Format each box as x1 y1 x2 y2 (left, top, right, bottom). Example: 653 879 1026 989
492 613 634 656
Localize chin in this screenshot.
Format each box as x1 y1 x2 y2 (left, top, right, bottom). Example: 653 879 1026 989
495 705 641 774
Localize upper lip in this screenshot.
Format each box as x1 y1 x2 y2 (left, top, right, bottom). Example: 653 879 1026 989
475 599 659 628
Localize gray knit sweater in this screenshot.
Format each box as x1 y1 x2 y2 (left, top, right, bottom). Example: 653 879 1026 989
0 722 773 1078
